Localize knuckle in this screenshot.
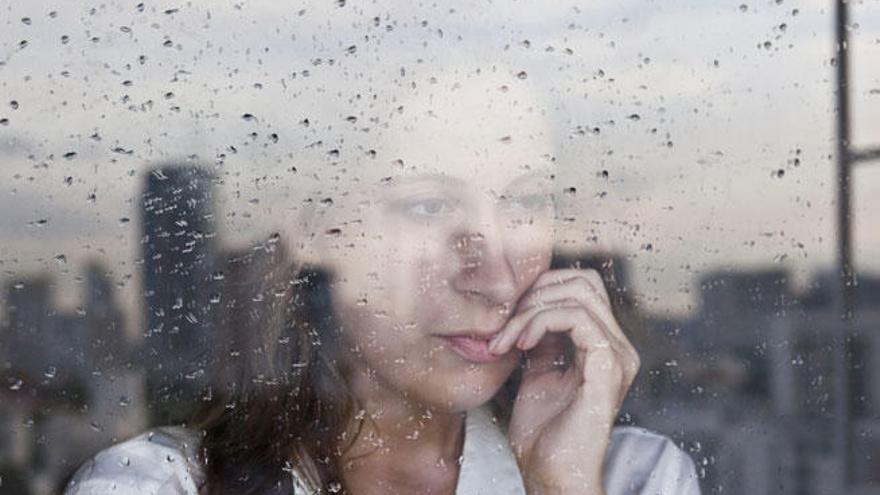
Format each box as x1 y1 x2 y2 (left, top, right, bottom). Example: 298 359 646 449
632 353 642 371
573 277 595 300
584 268 604 285
627 356 641 378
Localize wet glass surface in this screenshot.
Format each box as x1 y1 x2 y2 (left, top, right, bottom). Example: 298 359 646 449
1 1 879 494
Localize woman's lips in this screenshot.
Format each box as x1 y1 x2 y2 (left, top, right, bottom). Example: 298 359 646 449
437 335 503 364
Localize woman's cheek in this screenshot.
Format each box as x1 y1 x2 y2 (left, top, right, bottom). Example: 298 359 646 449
506 233 554 285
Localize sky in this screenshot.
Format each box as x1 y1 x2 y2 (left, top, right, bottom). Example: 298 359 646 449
0 0 878 326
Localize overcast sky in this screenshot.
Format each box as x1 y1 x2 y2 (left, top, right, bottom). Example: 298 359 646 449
1 0 878 323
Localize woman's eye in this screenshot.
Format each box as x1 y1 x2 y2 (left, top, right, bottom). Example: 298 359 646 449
401 197 457 217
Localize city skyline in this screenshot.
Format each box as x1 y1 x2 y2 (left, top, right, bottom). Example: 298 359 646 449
2 0 879 319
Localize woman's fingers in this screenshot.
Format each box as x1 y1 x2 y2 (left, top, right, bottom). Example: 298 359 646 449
487 268 641 387
506 268 631 351
490 269 628 354
514 275 625 348
488 298 582 355
514 305 612 354
526 269 612 305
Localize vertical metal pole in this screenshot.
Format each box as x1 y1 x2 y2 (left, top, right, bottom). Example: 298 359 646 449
833 0 853 487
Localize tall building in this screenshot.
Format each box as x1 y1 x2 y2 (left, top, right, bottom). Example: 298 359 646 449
209 235 290 393
139 164 218 414
3 276 54 381
83 261 127 373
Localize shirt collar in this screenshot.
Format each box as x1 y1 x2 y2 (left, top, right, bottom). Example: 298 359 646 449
455 405 526 495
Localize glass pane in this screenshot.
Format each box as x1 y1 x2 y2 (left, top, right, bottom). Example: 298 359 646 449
1 2 876 495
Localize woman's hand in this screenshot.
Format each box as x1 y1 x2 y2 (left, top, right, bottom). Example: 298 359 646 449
487 268 641 495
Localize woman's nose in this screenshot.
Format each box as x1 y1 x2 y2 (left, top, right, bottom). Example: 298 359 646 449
452 223 518 307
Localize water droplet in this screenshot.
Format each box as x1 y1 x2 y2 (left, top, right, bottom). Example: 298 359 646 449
9 378 23 391
516 70 528 80
54 254 67 264
9 101 19 110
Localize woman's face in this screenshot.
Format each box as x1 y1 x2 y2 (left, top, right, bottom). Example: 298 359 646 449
307 80 558 412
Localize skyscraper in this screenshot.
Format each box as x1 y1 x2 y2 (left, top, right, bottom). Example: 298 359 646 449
139 164 218 415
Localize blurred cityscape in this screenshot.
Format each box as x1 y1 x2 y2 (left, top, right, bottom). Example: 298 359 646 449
1 163 878 495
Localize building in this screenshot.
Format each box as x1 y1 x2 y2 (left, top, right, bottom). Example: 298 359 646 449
0 263 146 495
209 235 290 393
139 164 219 419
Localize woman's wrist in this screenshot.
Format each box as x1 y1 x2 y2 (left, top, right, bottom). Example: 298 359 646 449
521 463 606 495
522 475 607 495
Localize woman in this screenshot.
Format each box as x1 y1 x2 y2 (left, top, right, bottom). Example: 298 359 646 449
65 63 701 494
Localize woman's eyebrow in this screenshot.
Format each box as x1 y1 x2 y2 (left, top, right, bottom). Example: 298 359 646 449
381 173 465 188
504 169 555 190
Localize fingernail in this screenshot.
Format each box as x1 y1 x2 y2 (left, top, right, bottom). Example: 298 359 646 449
488 336 501 354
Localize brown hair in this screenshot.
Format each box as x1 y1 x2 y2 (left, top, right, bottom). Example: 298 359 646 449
190 261 359 494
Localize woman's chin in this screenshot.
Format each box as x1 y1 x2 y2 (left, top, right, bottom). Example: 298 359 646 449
418 373 512 413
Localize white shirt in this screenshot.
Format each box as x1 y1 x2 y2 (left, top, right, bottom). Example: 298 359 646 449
65 405 701 494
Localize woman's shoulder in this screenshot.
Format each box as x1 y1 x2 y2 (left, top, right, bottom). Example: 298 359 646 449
63 426 205 495
605 425 702 494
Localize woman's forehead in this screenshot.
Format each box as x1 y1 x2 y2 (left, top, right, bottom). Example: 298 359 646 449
344 86 557 190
